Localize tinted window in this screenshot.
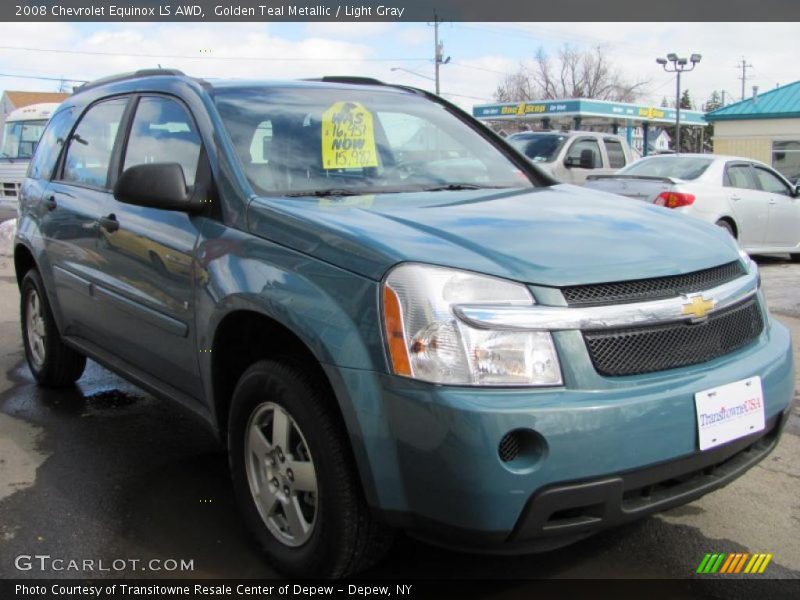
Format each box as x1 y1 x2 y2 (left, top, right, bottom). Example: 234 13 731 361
621 156 712 180
123 97 202 187
725 164 757 190
566 138 602 167
27 109 74 180
753 166 791 195
772 140 800 182
604 138 626 169
62 99 127 188
508 134 567 162
215 87 532 196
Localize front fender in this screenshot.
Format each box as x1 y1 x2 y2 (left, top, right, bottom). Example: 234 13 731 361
194 220 397 507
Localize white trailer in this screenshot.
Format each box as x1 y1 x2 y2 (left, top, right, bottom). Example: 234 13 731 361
0 102 61 213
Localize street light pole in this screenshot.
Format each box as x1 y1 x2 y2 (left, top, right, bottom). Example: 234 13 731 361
656 53 701 154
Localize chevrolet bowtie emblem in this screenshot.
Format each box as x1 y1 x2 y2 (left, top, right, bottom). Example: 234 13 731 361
682 294 717 321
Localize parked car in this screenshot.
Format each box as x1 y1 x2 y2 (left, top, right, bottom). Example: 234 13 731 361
507 130 637 184
15 70 794 577
0 103 61 215
585 154 800 260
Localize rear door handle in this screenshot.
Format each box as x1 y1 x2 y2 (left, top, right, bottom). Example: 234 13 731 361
730 194 741 201
98 214 119 233
44 196 57 211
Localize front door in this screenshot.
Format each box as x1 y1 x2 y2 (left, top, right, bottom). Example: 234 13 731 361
94 95 206 398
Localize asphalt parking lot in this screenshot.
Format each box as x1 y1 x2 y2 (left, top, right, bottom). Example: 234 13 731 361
0 250 798 590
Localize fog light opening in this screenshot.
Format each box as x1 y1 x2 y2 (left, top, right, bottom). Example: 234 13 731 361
498 429 548 472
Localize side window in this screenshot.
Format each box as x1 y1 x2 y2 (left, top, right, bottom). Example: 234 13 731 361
724 164 757 190
62 99 127 188
27 109 74 180
604 138 626 169
566 138 602 168
753 166 792 196
123 97 202 187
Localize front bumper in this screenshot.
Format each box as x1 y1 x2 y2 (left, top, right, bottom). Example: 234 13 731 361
326 317 794 551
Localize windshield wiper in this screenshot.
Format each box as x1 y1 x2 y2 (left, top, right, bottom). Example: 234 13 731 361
283 189 367 198
421 183 508 192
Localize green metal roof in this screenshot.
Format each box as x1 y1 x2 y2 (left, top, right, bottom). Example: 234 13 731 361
706 80 800 121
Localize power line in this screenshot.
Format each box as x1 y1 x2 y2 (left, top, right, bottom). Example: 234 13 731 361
0 44 425 63
0 72 88 83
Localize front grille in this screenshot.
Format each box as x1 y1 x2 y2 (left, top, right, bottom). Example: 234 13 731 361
583 297 763 376
562 261 745 306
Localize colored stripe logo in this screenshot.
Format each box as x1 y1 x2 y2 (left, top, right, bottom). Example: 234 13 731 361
696 552 773 574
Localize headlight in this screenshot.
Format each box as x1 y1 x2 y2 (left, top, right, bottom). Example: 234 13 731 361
382 264 562 386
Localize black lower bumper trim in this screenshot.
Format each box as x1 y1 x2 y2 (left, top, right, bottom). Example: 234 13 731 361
510 410 786 545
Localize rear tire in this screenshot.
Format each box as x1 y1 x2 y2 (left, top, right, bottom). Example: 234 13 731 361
20 269 86 387
790 253 800 263
715 219 736 238
228 359 393 577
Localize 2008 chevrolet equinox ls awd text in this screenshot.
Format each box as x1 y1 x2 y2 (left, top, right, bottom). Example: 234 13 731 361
14 70 794 577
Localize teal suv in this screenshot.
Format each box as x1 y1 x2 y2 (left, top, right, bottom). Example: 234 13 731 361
14 70 794 577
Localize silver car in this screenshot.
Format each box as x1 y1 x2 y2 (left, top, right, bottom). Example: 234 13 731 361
585 154 800 260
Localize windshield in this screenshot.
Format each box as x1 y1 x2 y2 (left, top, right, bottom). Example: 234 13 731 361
214 86 533 196
508 133 567 163
0 119 48 159
620 156 713 180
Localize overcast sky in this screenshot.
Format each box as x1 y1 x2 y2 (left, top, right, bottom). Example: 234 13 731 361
0 21 795 111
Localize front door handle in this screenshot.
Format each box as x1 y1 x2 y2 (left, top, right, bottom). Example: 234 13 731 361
44 196 57 211
98 214 119 233
730 194 741 201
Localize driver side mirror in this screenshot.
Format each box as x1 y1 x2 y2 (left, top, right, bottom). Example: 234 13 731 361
579 149 597 169
114 163 204 213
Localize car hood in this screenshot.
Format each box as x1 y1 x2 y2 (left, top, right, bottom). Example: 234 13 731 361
246 184 741 286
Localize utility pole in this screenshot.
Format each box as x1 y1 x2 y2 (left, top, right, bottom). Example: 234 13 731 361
736 58 753 100
431 10 449 95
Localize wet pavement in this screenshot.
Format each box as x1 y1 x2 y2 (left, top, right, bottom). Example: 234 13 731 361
0 254 798 591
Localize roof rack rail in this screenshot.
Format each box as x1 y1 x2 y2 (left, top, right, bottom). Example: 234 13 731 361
75 69 186 93
303 76 386 86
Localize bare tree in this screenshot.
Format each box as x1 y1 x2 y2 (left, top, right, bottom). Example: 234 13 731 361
495 45 647 103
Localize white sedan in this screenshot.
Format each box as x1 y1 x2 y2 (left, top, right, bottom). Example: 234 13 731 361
585 154 800 260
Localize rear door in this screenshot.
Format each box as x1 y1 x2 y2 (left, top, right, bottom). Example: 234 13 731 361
723 161 767 246
43 97 130 344
94 94 206 398
751 164 800 247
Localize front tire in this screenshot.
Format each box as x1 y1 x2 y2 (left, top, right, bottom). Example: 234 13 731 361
20 269 86 386
228 360 393 577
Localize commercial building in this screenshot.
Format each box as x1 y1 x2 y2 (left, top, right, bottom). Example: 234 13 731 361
707 81 800 182
473 98 705 156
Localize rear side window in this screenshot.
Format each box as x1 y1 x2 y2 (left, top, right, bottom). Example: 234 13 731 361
724 164 757 190
62 99 127 189
753 166 792 196
123 97 202 187
604 138 626 169
27 108 74 180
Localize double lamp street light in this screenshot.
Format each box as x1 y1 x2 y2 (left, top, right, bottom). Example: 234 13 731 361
656 53 702 153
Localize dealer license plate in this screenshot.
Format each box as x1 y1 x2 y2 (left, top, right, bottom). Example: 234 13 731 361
694 376 765 451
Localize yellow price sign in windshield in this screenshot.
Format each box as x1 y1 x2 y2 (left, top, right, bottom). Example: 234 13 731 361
321 101 379 170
